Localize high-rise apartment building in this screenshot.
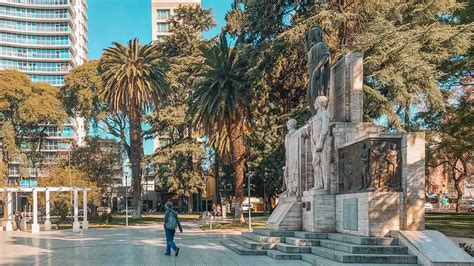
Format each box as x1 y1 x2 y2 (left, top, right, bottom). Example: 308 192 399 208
151 0 200 42
0 0 88 184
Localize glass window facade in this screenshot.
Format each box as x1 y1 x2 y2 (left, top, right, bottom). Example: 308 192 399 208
0 59 70 72
0 19 69 32
4 0 69 5
0 46 70 58
156 22 169 32
0 33 70 46
157 9 170 20
30 74 64 85
0 6 69 19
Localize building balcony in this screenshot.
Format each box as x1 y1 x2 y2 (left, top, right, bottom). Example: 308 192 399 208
2 0 71 8
0 14 70 23
0 26 75 38
0 53 73 63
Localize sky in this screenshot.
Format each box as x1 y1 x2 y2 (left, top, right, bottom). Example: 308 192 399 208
87 0 233 59
87 0 232 156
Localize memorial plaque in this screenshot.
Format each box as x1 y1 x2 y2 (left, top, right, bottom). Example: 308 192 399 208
338 137 402 194
343 198 358 230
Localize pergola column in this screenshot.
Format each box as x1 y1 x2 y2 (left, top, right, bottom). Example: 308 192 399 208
45 189 51 231
72 188 80 232
82 190 88 230
32 189 40 233
6 191 13 231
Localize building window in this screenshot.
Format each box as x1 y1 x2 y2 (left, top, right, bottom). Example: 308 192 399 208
156 23 169 33
157 9 170 20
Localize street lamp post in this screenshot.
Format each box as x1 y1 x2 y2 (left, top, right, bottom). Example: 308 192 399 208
125 174 129 227
247 172 252 231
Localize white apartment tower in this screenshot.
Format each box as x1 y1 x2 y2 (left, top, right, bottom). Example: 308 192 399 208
0 0 88 184
151 0 201 42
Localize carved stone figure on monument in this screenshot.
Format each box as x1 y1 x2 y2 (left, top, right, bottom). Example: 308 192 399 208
360 143 372 191
283 119 298 196
305 25 330 115
385 143 400 189
338 151 352 192
309 96 330 190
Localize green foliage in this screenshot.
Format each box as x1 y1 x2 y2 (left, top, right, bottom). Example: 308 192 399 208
70 137 123 194
0 70 67 181
39 165 101 220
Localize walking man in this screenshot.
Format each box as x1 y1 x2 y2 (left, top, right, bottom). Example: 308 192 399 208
164 201 183 256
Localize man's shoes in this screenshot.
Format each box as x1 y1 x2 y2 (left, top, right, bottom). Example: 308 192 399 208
175 248 180 257
165 252 171 256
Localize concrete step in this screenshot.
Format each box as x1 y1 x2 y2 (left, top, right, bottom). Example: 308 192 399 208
302 253 420 266
275 243 311 253
230 235 275 250
286 237 321 246
293 231 328 239
311 246 418 264
319 239 408 254
267 250 302 260
241 232 285 244
221 240 267 256
327 233 399 246
253 229 295 237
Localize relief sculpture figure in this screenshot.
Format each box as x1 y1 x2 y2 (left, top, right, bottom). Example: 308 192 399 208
360 143 373 191
310 96 330 190
283 119 298 196
305 25 331 115
385 143 400 189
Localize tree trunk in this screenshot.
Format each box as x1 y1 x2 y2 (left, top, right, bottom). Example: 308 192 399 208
188 195 193 214
213 151 222 215
129 108 143 219
229 120 246 223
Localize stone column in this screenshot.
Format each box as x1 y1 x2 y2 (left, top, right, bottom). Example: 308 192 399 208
72 189 80 232
32 189 40 233
82 190 88 230
6 191 13 231
45 190 51 231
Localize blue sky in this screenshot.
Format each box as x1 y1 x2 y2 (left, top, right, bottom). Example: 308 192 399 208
87 0 233 59
87 0 232 155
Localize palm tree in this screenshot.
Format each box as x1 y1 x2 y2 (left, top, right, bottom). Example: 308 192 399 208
190 35 250 222
99 39 169 218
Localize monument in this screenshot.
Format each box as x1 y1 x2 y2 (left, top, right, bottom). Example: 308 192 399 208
267 24 426 236
224 24 474 265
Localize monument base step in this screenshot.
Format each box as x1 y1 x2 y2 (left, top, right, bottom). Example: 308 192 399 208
285 237 321 246
229 235 275 250
310 246 418 264
220 240 267 256
267 250 302 260
327 233 399 246
319 239 408 254
301 254 420 266
241 232 285 243
252 228 295 237
275 243 311 253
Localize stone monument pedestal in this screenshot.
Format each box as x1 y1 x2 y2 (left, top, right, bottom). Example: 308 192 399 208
302 189 335 232
266 196 302 231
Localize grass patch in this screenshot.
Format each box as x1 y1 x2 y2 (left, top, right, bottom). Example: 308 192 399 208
49 213 200 230
425 213 474 238
200 220 266 231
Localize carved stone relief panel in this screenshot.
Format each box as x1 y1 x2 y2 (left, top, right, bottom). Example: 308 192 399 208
337 138 402 194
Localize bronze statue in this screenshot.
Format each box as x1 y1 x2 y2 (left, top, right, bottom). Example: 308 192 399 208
360 143 371 190
305 25 331 115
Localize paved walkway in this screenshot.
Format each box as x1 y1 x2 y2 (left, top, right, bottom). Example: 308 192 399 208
0 222 309 265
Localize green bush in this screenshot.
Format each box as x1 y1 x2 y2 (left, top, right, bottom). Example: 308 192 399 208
101 213 113 224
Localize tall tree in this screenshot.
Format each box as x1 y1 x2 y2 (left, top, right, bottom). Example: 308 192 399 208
0 70 67 218
98 39 169 218
150 5 215 213
189 35 251 222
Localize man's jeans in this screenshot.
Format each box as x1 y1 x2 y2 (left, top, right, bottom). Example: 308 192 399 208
165 229 177 253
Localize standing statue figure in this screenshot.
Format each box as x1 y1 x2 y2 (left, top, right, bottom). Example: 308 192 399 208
360 143 371 191
310 96 330 190
306 25 331 115
283 119 298 196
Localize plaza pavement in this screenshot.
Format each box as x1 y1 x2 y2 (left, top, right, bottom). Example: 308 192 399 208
0 221 310 266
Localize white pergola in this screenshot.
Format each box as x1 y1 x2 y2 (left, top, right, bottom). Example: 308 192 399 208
1 187 90 233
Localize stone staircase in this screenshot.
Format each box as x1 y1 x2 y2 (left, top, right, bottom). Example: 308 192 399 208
221 229 420 265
